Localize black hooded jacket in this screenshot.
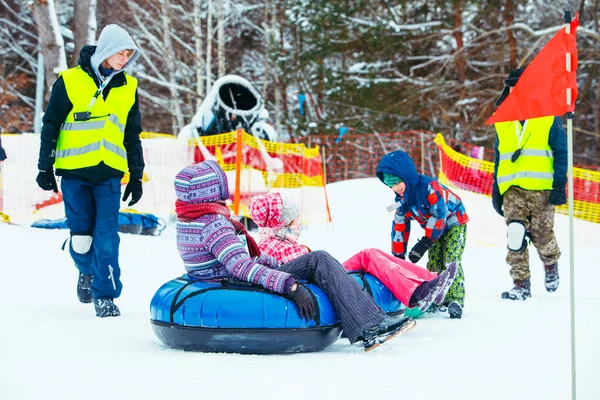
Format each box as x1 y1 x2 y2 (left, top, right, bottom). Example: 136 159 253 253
38 45 145 182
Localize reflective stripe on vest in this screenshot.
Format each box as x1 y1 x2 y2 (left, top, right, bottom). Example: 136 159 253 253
55 66 137 172
495 116 555 195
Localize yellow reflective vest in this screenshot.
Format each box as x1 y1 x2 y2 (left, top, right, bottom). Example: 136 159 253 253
495 116 555 195
55 66 137 173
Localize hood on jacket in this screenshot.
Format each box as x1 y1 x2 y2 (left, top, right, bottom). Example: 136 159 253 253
250 192 286 229
90 24 140 83
376 150 422 205
174 160 230 204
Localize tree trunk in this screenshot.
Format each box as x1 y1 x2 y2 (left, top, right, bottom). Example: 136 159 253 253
194 0 204 107
217 0 225 77
278 0 289 128
261 0 270 99
32 0 68 94
271 0 280 132
504 0 518 69
71 0 97 67
205 0 213 93
160 0 184 133
452 0 466 83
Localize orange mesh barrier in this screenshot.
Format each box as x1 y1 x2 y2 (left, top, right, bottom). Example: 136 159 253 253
434 133 600 224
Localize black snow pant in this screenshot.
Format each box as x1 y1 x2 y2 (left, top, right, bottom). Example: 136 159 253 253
276 250 386 343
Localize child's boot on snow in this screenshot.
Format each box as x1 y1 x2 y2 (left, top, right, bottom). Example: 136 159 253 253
77 272 93 304
448 301 463 319
409 263 457 312
94 298 121 317
544 263 559 292
501 278 531 301
360 316 416 352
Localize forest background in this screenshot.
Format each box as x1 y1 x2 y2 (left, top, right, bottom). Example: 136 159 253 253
1 0 599 166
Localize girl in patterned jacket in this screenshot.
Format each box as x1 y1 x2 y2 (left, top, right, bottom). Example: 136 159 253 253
249 192 457 315
376 150 469 319
174 160 416 351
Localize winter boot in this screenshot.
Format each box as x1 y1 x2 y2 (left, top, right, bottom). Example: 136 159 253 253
360 316 416 352
409 263 457 312
94 298 121 317
544 263 560 292
77 272 93 304
501 279 531 301
448 301 463 319
434 262 458 305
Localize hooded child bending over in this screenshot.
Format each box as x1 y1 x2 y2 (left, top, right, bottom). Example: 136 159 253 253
376 150 469 319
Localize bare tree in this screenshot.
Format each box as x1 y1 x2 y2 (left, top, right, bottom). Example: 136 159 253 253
194 0 204 106
71 0 97 67
205 0 213 92
31 0 67 93
217 0 225 77
159 0 185 133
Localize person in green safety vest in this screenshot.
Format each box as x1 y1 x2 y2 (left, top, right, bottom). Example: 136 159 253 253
35 24 145 318
492 68 567 301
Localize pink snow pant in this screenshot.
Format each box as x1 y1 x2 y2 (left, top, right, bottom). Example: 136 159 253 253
342 248 438 305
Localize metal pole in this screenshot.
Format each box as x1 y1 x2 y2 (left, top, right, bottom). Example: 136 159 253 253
34 52 45 134
564 9 576 400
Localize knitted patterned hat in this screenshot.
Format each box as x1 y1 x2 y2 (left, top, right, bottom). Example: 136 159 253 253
382 173 403 188
281 198 300 225
174 160 230 204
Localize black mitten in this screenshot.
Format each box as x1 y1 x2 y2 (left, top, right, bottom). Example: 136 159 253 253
409 237 434 263
36 169 58 193
549 181 566 205
122 179 143 206
492 185 504 217
288 285 315 320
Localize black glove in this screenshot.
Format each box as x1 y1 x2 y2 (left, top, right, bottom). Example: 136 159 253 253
492 186 504 217
36 169 58 193
394 253 406 260
122 179 143 206
549 182 566 205
288 285 315 320
409 236 434 263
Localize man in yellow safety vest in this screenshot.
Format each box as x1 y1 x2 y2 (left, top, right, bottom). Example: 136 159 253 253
36 24 145 318
492 68 567 301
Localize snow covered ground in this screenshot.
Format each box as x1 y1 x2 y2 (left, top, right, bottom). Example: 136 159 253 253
1 178 598 400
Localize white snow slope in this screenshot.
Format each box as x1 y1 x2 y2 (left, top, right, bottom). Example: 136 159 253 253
1 178 598 400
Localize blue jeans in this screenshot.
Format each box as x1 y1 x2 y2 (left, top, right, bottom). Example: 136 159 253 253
61 177 122 299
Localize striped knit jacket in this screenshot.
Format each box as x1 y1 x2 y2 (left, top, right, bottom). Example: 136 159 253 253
175 160 296 294
177 214 296 294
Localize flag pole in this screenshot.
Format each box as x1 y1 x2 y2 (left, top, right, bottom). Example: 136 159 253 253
564 9 576 400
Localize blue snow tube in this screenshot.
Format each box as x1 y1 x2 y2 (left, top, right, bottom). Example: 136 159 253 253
150 273 405 354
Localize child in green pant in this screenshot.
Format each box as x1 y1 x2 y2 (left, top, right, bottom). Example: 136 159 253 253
376 150 469 319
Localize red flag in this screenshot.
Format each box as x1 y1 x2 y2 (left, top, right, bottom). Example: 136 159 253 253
486 14 579 125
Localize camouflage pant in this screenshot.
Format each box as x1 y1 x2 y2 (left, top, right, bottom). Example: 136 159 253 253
504 186 561 281
427 224 467 307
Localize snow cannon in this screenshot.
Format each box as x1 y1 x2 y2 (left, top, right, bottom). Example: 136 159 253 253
150 273 405 354
191 75 274 140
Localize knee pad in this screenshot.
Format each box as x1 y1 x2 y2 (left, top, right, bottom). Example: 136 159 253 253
507 221 528 252
71 235 93 254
